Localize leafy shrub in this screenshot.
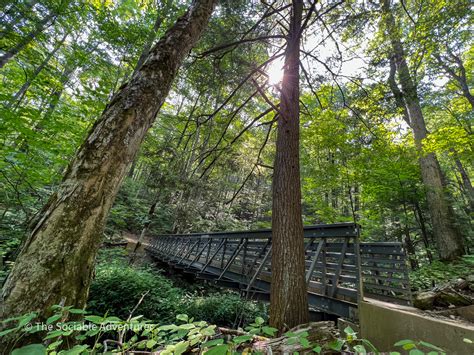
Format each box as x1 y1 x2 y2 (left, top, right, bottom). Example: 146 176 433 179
89 248 267 327
410 256 474 290
87 262 182 324
2 306 453 355
181 291 268 327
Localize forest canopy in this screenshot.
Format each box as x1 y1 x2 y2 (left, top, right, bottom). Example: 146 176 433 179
0 0 473 351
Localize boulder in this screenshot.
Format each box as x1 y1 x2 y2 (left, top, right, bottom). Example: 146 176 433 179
414 291 437 310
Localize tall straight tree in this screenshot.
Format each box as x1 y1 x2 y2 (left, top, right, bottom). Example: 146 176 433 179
381 0 465 260
1 0 216 321
270 0 309 330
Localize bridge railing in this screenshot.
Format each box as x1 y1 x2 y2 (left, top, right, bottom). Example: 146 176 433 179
145 223 411 318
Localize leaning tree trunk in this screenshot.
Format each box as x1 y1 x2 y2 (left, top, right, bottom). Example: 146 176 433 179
1 0 216 323
270 0 309 331
381 0 465 261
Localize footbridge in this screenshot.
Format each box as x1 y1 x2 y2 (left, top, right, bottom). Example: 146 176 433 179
144 223 411 321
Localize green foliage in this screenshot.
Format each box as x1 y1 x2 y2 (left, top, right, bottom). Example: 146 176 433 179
244 316 277 337
393 339 446 355
88 250 266 327
1 306 225 354
410 255 474 290
2 308 452 355
182 292 267 328
87 262 182 324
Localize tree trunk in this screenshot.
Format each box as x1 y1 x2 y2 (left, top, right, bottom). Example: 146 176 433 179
1 0 216 325
413 201 433 263
270 0 309 331
381 0 465 261
8 31 68 108
0 12 56 69
132 1 170 74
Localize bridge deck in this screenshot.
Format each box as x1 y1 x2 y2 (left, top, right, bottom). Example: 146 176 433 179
145 223 411 320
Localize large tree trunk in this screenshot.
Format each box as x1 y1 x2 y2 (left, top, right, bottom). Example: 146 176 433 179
270 0 309 330
1 0 216 323
381 0 465 261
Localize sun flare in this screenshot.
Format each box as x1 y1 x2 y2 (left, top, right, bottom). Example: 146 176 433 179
267 59 284 85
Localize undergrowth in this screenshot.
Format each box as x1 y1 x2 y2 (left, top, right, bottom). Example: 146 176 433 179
410 255 474 290
88 248 266 328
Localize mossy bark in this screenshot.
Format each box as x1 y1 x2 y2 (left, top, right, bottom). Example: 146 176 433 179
1 0 216 323
381 0 465 261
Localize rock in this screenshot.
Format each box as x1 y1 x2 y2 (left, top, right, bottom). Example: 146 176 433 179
453 278 469 290
414 291 437 310
436 289 472 308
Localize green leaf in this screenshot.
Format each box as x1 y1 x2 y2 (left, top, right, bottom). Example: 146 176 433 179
202 339 225 347
46 314 62 324
419 340 444 352
313 345 322 353
255 316 265 326
233 335 252 344
394 339 415 346
344 326 355 335
12 344 46 355
361 338 379 352
69 308 87 314
104 316 121 323
299 337 310 348
158 324 178 331
84 315 103 324
60 344 89 355
174 341 189 355
329 339 344 351
205 344 229 355
146 339 157 349
176 314 189 322
463 338 473 344
47 340 63 351
353 344 367 354
262 326 277 336
408 350 424 355
0 327 17 337
18 313 37 328
403 343 416 350
201 325 216 336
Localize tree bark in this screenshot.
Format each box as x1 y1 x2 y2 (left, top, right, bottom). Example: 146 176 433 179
381 0 465 261
270 0 309 330
1 0 216 324
453 154 474 212
132 1 171 74
0 12 56 69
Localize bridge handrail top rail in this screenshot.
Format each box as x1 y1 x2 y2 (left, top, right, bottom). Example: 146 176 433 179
149 222 360 239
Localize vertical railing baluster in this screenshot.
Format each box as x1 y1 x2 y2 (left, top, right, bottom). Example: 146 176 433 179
321 239 327 296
